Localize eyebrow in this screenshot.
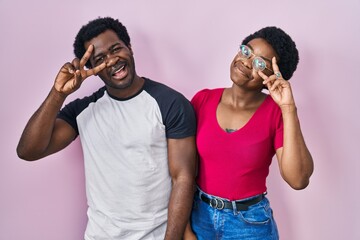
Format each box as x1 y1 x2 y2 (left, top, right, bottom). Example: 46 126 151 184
246 44 272 62
93 43 122 60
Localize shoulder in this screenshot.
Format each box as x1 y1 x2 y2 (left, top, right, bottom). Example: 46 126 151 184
57 86 106 134
143 78 190 104
264 94 281 111
68 86 106 107
59 86 106 115
142 78 172 93
141 79 196 138
261 94 283 125
191 88 224 106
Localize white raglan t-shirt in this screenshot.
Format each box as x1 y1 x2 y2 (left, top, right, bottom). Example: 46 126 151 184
57 78 196 240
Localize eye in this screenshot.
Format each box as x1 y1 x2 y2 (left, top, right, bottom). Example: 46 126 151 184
94 56 105 66
112 47 122 53
240 45 251 58
252 57 266 71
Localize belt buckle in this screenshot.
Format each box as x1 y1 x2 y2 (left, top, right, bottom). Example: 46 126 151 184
210 198 225 210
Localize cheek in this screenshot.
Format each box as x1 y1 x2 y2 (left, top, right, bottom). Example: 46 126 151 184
251 71 266 83
230 55 238 66
255 69 273 79
97 69 109 80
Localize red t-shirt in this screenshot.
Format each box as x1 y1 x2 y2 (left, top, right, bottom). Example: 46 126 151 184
191 88 283 200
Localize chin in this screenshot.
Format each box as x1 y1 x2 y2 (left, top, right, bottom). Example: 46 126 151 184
115 78 134 89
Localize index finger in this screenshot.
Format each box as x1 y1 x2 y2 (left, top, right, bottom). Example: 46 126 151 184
84 61 106 77
257 70 268 81
272 57 280 73
84 57 119 78
79 44 94 69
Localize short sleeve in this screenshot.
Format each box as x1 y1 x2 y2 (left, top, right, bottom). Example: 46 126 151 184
57 87 106 136
57 100 80 135
191 89 209 115
165 94 196 139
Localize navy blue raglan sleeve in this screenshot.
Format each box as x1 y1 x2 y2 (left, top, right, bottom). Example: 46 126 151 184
164 92 197 139
57 100 81 135
143 78 196 139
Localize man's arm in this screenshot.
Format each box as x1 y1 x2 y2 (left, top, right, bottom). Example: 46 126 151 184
17 45 115 161
164 136 197 240
16 88 77 160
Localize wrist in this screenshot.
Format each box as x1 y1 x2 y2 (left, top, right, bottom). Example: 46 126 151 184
280 104 297 114
50 86 68 101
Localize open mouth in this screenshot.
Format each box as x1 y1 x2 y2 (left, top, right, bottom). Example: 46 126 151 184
111 62 127 79
112 65 125 75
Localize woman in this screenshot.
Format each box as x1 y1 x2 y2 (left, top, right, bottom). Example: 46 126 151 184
185 26 314 239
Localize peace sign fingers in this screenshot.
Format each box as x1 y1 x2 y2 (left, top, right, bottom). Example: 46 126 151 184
79 44 94 69
258 70 276 89
83 56 119 78
271 57 281 76
79 44 98 80
53 44 119 96
79 45 119 79
260 57 283 88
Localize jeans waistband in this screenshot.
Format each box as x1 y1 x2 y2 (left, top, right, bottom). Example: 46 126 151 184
196 188 265 211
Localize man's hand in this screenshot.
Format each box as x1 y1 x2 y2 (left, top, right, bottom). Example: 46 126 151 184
54 44 117 96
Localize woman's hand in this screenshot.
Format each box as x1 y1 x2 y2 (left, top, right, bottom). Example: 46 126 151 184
54 44 118 96
258 57 295 108
183 222 197 240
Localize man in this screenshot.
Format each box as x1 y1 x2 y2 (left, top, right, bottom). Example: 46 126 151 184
16 17 197 240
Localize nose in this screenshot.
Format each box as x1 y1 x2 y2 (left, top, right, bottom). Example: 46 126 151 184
106 51 117 60
105 56 120 68
241 57 253 69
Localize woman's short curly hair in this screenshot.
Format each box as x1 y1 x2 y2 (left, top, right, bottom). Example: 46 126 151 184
242 26 299 80
73 17 131 68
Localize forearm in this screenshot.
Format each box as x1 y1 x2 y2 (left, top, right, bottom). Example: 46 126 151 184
17 87 67 160
279 105 314 189
164 177 195 240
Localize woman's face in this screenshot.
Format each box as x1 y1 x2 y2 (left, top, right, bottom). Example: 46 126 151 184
230 38 278 90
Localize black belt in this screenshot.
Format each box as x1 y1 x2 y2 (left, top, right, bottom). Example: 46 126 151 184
198 191 264 211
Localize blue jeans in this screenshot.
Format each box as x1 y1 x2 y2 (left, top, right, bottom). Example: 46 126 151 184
191 189 279 240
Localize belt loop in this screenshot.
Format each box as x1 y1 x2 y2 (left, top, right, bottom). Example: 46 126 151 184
231 201 237 214
197 188 203 199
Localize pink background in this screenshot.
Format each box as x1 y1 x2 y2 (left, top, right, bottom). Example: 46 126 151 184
1 0 359 239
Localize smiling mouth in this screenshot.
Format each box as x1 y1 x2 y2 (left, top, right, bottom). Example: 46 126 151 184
235 62 250 78
112 65 125 76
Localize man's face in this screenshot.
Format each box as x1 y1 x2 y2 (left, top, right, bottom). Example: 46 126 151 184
85 30 136 91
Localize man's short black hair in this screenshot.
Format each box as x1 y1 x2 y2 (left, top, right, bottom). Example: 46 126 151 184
242 26 299 80
73 17 131 68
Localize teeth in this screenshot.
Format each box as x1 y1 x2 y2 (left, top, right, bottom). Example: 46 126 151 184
114 65 125 74
113 65 125 74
